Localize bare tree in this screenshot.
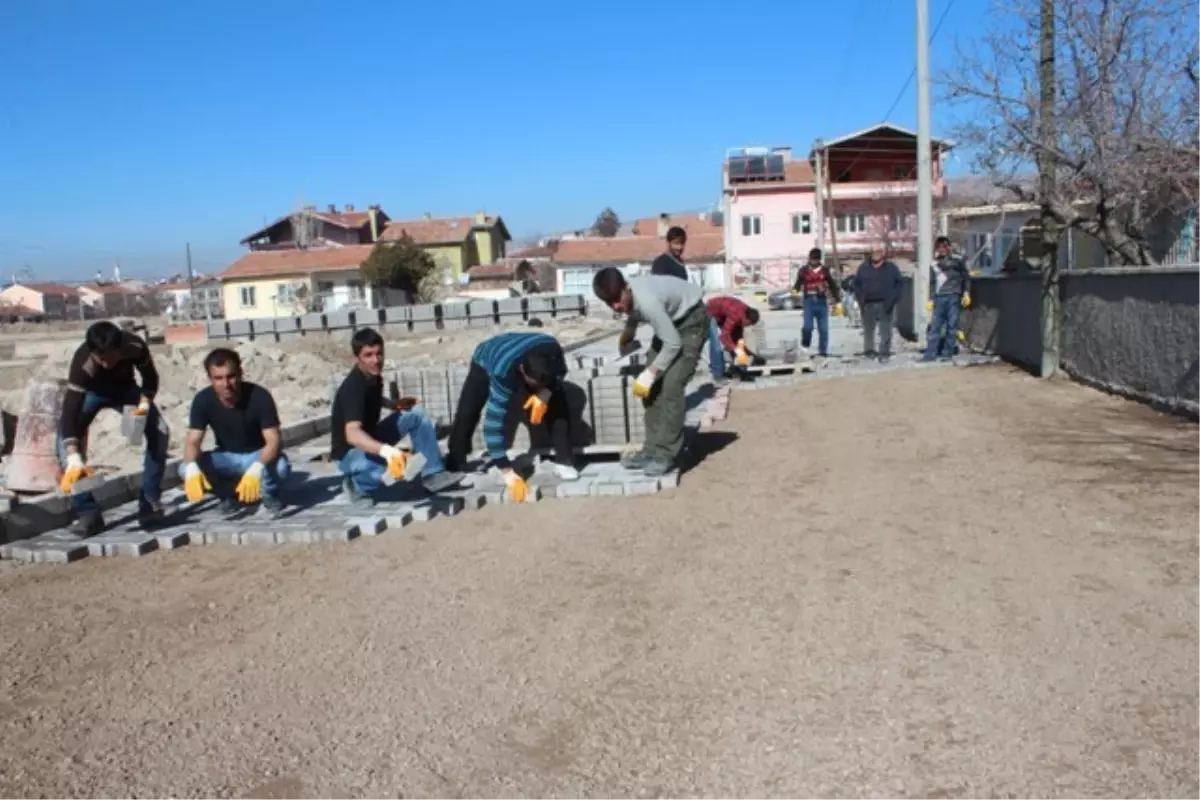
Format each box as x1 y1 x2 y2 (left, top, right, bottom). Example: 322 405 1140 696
943 0 1199 265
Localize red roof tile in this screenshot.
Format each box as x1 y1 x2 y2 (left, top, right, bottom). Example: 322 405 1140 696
219 245 375 280
467 264 515 279
632 213 723 236
508 243 558 259
553 233 725 265
18 282 80 296
378 217 476 245
80 283 141 295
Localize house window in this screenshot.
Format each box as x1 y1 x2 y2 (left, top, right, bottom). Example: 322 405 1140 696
238 286 256 308
791 213 812 235
835 213 867 233
892 164 914 179
276 282 304 303
741 215 763 236
888 212 909 232
347 280 366 301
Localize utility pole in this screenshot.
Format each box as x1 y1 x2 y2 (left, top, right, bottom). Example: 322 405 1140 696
820 141 843 274
915 0 934 335
814 140 826 252
1038 0 1060 377
186 242 199 320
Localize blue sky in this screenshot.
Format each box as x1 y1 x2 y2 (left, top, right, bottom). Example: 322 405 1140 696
0 0 987 280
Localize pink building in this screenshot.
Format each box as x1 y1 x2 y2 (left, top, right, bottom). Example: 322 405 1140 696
722 123 952 288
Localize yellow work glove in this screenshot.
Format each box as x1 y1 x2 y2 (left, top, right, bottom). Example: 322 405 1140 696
131 396 150 417
235 461 265 504
961 293 972 309
59 452 93 493
957 330 966 342
393 396 419 411
925 300 934 313
834 302 844 316
523 389 550 425
631 369 655 399
789 289 799 297
734 340 750 367
183 462 212 502
378 444 408 481
504 470 529 503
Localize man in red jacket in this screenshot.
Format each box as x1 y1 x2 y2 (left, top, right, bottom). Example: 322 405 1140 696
792 248 842 357
705 295 761 381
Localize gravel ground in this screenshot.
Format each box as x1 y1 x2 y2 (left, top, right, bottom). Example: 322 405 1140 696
0 364 1195 798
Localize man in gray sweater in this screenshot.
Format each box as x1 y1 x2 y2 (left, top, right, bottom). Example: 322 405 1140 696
923 236 972 360
592 268 706 476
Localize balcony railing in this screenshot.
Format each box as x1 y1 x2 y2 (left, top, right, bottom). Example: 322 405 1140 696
826 180 921 200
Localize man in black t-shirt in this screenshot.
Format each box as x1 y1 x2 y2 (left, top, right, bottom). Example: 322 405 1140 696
649 226 690 281
179 347 291 517
331 327 463 509
57 320 168 535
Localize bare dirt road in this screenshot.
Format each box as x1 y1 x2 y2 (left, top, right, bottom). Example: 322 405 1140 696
0 365 1195 798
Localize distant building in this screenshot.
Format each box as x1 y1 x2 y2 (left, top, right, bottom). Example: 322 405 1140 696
0 282 83 320
551 234 725 293
722 123 953 288
157 277 223 319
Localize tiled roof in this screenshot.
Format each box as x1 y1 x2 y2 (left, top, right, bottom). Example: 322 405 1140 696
157 278 219 291
466 264 514 279
239 206 387 245
632 214 723 236
553 233 725 265
378 217 475 245
13 282 79 296
219 245 375 280
509 243 558 259
80 283 140 295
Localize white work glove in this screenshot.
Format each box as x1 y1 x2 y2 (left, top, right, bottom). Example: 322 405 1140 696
631 369 656 399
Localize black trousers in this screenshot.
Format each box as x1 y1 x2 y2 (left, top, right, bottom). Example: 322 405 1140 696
446 362 573 471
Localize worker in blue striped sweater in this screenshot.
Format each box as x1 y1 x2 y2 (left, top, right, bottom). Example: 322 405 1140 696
446 331 579 502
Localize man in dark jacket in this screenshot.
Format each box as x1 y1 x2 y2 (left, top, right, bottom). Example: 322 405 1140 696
650 226 690 281
792 248 842 357
853 245 904 361
923 236 972 360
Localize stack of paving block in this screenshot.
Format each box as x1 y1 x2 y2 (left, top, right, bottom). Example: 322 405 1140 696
747 316 803 360
204 294 589 342
391 366 462 430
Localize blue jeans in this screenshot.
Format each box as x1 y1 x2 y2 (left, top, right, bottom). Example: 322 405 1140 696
57 387 168 514
802 295 830 356
925 294 962 359
179 450 292 501
707 319 727 380
338 406 445 496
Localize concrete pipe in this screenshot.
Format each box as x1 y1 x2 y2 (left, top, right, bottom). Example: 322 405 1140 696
6 379 66 493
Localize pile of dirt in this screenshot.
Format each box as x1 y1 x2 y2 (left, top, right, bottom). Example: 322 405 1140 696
1 314 620 476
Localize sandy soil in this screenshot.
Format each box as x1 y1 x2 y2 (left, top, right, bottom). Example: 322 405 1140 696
0 315 619 475
0 365 1195 798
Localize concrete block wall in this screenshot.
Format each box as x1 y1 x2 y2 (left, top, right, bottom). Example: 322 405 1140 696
206 294 588 342
960 267 1199 415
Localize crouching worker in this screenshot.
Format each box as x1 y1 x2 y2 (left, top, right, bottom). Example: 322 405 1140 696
58 320 168 535
446 331 578 503
179 348 290 518
705 295 761 381
593 268 706 476
332 328 463 509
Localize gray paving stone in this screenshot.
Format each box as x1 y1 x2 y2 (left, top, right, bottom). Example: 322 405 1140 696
348 516 387 536
242 530 282 547
556 481 594 499
152 530 190 550
594 483 626 496
624 479 660 495
658 471 681 489
320 526 360 543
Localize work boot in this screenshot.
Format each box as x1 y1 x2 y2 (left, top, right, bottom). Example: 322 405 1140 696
641 459 675 478
342 477 376 510
138 499 165 529
421 470 464 494
260 495 285 519
620 450 651 470
67 509 105 537
217 497 240 519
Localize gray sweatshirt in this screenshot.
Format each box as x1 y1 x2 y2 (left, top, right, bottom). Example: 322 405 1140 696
622 274 704 372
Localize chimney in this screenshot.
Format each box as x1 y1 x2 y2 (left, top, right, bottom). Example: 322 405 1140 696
422 212 432 220
345 204 355 212
474 210 486 225
657 213 669 238
368 207 379 242
327 204 337 213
